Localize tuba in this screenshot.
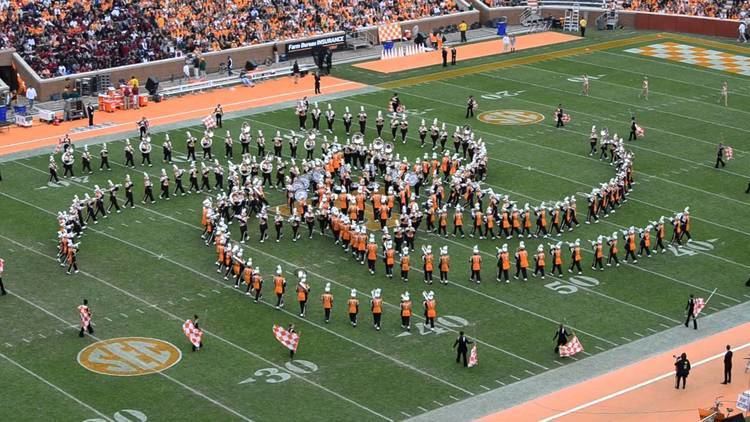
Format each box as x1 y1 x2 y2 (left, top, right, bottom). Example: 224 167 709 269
371 138 384 152
384 142 394 155
351 132 364 146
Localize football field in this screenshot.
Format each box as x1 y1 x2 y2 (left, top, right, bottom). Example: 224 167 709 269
1 31 749 421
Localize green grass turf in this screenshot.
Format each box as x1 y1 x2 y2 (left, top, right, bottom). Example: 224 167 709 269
1 31 749 421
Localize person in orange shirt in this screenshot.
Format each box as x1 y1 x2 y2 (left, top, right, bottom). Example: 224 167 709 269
514 242 529 281
624 227 638 264
273 265 286 309
422 245 435 284
550 243 564 277
533 244 546 279
383 241 396 279
239 258 253 291
653 217 667 254
568 239 583 274
296 274 310 317
250 267 263 303
496 244 511 283
469 245 482 284
522 204 533 238
453 205 465 237
321 283 334 323
370 288 383 331
591 237 605 271
400 247 411 282
535 206 549 238
607 232 620 267
347 289 359 327
439 246 450 285
366 234 378 275
438 207 448 237
638 226 652 258
470 203 483 238
423 291 437 331
400 292 412 331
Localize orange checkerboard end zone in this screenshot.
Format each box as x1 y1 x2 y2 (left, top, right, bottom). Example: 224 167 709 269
625 42 750 76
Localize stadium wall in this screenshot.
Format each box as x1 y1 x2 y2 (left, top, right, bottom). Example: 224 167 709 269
617 12 742 38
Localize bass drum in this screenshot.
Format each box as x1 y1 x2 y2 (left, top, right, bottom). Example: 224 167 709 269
294 190 308 202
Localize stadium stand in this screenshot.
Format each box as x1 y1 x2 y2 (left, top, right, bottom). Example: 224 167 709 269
622 0 748 19
0 0 460 79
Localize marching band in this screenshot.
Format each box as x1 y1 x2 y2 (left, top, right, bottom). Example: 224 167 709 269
48 102 692 336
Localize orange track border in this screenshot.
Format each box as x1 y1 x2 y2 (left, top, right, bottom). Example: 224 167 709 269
483 323 750 422
0 76 367 156
353 32 581 74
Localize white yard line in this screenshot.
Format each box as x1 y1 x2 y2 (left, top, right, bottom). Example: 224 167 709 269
540 340 750 422
374 91 750 239
0 351 114 421
6 290 253 421
2 243 389 422
509 375 521 381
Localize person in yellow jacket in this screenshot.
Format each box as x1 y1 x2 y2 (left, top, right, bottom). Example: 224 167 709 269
579 17 587 37
459 20 468 43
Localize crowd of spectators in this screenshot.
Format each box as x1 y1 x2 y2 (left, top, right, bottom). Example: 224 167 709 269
623 0 749 20
0 0 460 79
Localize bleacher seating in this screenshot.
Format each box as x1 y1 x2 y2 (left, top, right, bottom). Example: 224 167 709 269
0 0 460 79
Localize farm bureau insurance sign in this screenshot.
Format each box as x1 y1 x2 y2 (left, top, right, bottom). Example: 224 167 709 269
478 110 545 125
77 337 182 376
286 34 346 53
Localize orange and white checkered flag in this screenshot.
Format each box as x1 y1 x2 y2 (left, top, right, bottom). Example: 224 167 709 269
559 335 584 357
468 344 478 367
273 325 300 352
183 319 203 348
203 116 216 129
725 146 734 160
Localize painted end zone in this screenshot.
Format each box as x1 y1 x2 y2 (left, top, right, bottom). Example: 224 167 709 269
480 322 750 421
0 76 367 157
353 32 581 74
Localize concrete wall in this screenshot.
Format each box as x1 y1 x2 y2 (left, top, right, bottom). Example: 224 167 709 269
618 11 741 38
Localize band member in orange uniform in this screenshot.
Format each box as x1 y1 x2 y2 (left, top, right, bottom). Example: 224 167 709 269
400 292 412 331
469 245 482 284
347 289 359 327
439 246 450 285
273 265 286 309
400 247 411 282
497 244 511 283
370 289 383 331
321 283 334 323
421 245 435 284
533 244 546 279
514 242 529 281
423 291 437 331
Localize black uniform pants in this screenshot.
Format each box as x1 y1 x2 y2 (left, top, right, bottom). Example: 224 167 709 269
456 348 468 366
716 156 725 168
684 311 697 329
724 364 732 383
675 374 687 389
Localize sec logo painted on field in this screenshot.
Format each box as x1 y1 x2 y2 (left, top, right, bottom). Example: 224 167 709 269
477 110 545 125
77 337 182 377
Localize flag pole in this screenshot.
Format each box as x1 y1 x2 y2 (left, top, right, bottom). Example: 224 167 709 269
705 288 718 305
